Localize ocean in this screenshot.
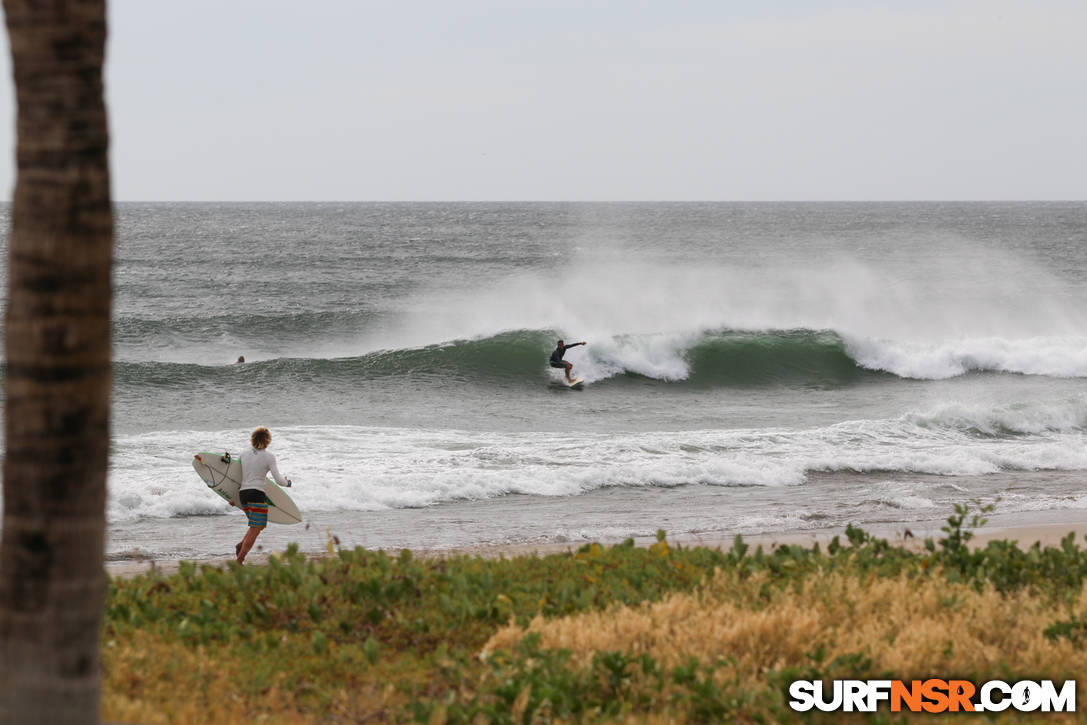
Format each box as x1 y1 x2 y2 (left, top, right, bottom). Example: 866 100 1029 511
5 201 1087 561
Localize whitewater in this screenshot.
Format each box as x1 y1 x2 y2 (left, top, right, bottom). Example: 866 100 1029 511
5 201 1087 559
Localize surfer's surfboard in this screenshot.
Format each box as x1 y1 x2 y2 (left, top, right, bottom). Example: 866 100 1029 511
568 377 584 388
192 451 302 525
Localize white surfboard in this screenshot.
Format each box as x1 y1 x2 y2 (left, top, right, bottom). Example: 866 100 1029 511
192 451 302 525
568 377 584 388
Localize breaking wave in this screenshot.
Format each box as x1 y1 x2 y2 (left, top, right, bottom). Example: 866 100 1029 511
113 327 1087 389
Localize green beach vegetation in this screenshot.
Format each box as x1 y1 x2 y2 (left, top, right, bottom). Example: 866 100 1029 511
102 503 1087 723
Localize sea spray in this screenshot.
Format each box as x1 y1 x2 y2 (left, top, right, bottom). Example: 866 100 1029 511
381 247 1087 354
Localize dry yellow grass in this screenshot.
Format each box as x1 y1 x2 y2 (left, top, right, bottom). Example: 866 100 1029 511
100 631 398 724
102 559 1087 723
485 568 1087 686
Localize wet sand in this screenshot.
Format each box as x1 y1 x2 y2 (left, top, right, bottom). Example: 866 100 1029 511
105 513 1087 579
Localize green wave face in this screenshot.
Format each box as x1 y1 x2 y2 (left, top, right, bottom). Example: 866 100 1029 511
113 328 884 389
683 330 876 386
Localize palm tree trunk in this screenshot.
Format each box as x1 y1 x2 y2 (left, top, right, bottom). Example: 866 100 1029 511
0 1 112 723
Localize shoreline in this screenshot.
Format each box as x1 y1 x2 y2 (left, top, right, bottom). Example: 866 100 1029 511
105 510 1087 579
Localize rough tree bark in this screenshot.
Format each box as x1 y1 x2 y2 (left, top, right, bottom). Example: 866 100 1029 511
0 1 112 723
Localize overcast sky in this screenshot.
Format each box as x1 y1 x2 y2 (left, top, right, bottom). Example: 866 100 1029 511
0 0 1084 201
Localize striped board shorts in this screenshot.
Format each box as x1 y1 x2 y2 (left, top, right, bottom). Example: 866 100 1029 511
239 489 268 528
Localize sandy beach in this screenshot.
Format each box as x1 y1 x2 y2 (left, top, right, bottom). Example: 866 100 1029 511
105 511 1087 580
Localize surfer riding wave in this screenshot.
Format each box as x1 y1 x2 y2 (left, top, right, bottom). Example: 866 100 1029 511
549 339 586 383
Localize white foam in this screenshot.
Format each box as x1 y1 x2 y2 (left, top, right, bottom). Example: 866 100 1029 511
846 335 1087 379
908 395 1087 435
567 331 702 382
104 405 1087 522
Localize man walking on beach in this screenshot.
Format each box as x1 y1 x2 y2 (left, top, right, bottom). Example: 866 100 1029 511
549 339 586 383
236 426 291 564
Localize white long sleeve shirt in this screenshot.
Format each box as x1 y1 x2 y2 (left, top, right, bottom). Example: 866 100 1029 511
239 447 288 491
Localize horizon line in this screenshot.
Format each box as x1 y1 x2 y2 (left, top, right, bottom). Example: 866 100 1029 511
13 198 1080 205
